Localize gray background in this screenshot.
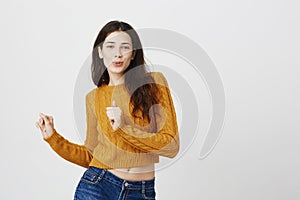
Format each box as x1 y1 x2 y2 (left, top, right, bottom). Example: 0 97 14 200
1 0 299 199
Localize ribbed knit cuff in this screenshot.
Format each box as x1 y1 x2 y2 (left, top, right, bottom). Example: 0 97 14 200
43 129 60 144
113 123 127 137
114 128 123 136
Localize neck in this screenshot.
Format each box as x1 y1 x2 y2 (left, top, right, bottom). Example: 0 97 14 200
108 73 125 86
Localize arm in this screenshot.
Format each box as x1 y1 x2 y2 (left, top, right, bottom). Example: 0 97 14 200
44 130 93 168
44 90 99 168
113 72 180 158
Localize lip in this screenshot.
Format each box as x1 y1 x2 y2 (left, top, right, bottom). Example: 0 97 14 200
112 61 124 67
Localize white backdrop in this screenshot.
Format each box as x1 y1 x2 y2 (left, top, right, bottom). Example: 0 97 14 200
1 0 299 199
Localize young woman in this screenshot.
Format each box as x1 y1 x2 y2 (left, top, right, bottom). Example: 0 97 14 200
35 20 179 200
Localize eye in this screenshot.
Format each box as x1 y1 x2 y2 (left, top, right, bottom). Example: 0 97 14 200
121 46 131 50
106 45 114 48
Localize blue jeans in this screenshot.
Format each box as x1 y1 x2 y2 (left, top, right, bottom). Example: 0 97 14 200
74 166 156 200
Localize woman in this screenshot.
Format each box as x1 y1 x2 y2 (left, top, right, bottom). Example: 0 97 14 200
35 20 179 200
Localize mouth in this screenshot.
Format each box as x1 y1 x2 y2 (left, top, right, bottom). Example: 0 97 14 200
112 61 124 67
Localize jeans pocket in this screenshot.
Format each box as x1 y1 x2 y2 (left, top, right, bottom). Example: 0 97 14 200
142 187 156 200
80 169 101 185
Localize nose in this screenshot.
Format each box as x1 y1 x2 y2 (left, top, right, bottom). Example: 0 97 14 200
115 47 122 58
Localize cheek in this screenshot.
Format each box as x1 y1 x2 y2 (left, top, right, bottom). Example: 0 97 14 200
124 55 133 66
123 52 133 61
103 59 110 68
102 53 114 67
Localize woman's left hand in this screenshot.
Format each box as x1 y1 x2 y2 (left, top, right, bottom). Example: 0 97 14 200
106 100 122 130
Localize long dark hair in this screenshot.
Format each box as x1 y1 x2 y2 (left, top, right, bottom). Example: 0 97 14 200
91 20 160 121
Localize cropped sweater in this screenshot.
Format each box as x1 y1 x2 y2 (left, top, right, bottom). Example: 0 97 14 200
44 72 179 169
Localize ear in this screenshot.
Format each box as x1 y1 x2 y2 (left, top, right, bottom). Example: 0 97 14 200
131 49 136 60
98 46 103 59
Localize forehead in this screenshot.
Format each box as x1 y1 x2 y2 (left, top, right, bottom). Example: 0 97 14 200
104 31 132 44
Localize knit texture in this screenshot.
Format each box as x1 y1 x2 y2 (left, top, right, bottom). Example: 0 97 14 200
45 72 179 168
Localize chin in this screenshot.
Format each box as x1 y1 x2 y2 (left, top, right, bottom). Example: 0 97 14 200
109 66 129 73
109 68 125 74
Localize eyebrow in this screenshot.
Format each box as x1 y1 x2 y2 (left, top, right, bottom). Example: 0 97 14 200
104 41 132 45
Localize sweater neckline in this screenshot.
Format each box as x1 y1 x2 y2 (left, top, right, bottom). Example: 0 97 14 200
99 83 125 90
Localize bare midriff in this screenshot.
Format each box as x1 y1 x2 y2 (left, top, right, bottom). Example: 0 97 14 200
108 164 155 181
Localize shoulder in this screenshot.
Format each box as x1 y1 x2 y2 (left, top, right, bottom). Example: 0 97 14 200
148 71 169 87
85 88 97 102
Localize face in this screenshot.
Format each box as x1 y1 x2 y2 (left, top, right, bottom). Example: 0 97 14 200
98 31 135 78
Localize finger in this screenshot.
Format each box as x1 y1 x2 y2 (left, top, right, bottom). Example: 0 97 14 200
106 113 121 120
39 113 47 123
35 122 40 129
36 122 43 131
106 106 122 111
106 110 115 116
106 109 118 115
42 115 50 124
106 115 114 120
106 107 115 111
39 118 43 124
106 111 121 118
106 107 121 113
106 114 113 119
110 120 115 126
49 116 54 124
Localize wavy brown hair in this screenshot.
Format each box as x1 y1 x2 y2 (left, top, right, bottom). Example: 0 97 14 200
91 20 160 121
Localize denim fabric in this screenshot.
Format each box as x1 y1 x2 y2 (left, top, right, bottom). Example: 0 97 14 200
74 166 156 200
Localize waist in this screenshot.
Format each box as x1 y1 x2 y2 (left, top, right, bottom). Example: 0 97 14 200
87 166 155 186
108 164 155 181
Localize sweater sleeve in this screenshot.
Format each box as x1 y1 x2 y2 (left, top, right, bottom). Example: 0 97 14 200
44 90 98 168
44 130 92 168
113 72 180 158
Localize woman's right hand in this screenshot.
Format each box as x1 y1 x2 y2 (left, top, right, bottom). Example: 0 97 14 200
35 113 55 139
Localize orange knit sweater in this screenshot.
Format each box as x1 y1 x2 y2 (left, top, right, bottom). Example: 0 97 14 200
44 72 179 169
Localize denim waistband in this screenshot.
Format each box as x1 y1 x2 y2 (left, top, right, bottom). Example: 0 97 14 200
87 166 155 189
